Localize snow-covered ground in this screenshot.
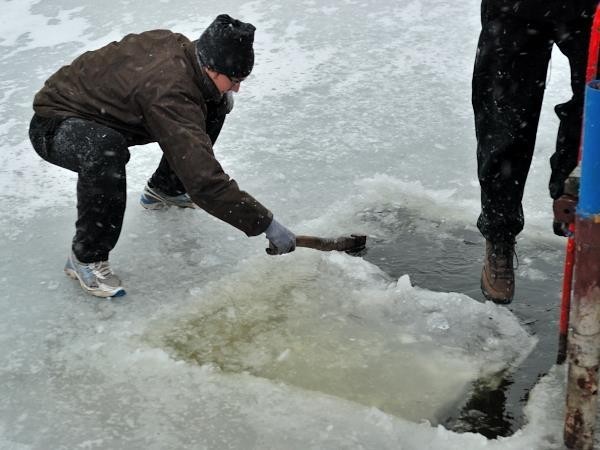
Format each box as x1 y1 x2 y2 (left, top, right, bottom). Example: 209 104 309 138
0 0 587 448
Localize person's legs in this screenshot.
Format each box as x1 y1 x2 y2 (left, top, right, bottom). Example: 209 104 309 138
30 115 130 297
474 6 554 243
473 2 554 303
51 118 130 262
549 17 593 200
148 155 187 196
144 92 231 202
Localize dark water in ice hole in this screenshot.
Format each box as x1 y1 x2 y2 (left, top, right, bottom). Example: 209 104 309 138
361 208 565 439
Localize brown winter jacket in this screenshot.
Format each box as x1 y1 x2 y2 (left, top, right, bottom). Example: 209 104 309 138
33 30 272 237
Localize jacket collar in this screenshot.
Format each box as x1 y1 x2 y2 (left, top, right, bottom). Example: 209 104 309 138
185 40 222 102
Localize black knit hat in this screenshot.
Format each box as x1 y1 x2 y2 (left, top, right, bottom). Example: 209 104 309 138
197 14 255 78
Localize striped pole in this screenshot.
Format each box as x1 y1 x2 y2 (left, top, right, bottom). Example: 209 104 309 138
557 3 600 365
564 79 600 450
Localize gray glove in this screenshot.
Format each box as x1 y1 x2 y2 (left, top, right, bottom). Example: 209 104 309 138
265 219 296 255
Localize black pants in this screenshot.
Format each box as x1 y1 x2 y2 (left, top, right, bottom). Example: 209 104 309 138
473 1 592 242
29 95 230 263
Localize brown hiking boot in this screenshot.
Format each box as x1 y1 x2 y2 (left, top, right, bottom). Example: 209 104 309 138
481 239 515 304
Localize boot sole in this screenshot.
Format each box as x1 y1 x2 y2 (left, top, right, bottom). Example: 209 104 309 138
480 268 513 304
481 284 513 304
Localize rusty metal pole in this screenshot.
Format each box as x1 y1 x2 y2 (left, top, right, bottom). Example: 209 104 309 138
564 80 600 450
558 3 600 367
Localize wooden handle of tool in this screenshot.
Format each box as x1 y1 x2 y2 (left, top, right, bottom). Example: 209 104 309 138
266 234 367 254
296 235 338 250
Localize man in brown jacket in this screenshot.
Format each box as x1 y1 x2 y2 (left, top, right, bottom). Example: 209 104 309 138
29 14 296 298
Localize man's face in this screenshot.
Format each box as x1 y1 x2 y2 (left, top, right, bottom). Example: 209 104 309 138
207 69 245 95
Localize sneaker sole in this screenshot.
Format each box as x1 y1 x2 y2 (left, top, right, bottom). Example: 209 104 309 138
140 198 196 210
140 199 169 210
65 268 126 298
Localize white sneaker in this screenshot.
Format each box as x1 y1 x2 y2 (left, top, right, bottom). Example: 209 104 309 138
140 184 197 209
64 252 126 298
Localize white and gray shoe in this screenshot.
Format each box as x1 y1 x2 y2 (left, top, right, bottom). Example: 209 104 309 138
140 184 197 209
64 252 126 298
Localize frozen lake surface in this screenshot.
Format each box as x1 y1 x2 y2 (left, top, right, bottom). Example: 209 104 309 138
1 0 595 449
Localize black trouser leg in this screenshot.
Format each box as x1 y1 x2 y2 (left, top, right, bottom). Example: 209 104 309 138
148 155 188 195
29 115 130 263
549 18 593 199
473 6 554 242
148 93 230 195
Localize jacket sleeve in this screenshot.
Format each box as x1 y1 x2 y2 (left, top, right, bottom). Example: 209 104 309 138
141 89 273 236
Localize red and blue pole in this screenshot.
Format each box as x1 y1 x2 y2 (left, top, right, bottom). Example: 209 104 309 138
557 4 600 365
563 78 600 450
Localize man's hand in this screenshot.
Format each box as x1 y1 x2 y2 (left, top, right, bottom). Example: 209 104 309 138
553 221 574 237
553 195 578 237
265 219 296 255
